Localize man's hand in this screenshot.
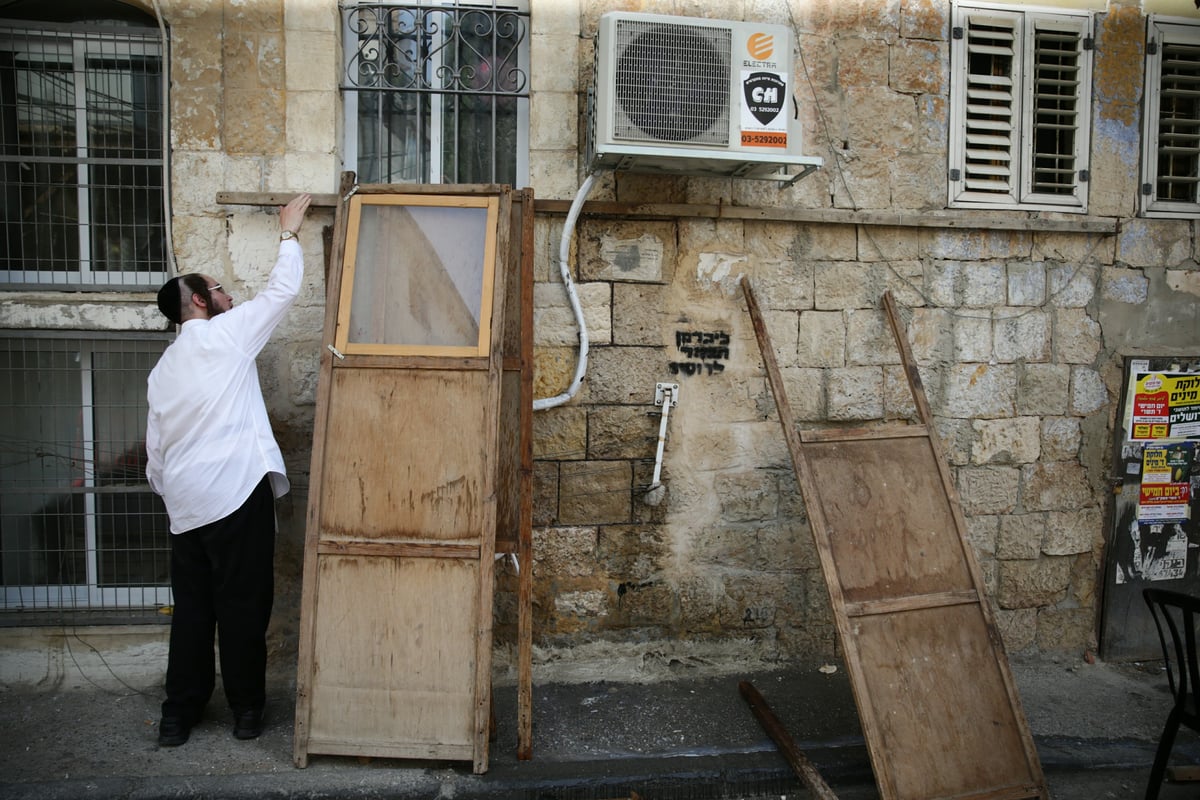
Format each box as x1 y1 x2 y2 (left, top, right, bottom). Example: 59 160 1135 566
280 193 312 235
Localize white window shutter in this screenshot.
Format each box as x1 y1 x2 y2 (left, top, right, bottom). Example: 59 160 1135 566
1142 18 1200 218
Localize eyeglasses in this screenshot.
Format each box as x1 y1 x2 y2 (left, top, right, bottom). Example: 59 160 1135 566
207 283 223 293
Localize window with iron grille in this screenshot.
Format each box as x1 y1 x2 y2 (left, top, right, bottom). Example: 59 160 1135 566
0 21 167 288
949 3 1093 212
1141 17 1200 218
0 334 173 613
342 0 530 186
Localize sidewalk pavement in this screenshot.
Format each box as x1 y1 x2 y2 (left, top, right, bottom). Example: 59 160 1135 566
1 654 1198 800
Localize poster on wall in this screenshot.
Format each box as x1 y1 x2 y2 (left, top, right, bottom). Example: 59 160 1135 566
1128 371 1200 440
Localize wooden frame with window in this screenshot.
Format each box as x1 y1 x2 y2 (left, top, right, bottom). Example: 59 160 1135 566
1140 15 1200 219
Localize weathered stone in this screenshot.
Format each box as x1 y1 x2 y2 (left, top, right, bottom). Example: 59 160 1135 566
922 230 1032 261
857 226 919 262
1053 308 1103 364
715 470 779 523
613 283 668 346
845 88 918 153
993 308 1050 363
613 581 676 627
533 346 578 402
1101 266 1150 305
1040 417 1082 461
966 514 999 558
997 558 1072 609
846 309 901 366
997 513 1045 560
555 589 608 617
827 366 884 421
1007 262 1047 307
883 365 918 420
589 405 659 461
1047 263 1098 307
597 525 667 583
995 607 1038 652
1035 606 1095 652
534 282 612 346
534 526 598 579
1017 363 1070 416
953 311 992 363
1070 366 1109 415
933 417 975 466
814 262 891 310
533 464 559 527
533 406 586 460
940 363 1016 419
796 310 846 368
559 460 631 525
907 308 953 365
890 39 945 95
581 346 668 405
926 260 1006 307
1043 509 1101 556
900 0 948 40
1117 219 1194 268
1020 462 1095 513
957 466 1020 515
971 417 1041 465
780 367 826 422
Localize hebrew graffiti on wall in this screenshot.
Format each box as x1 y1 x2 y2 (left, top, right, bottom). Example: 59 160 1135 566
670 330 730 377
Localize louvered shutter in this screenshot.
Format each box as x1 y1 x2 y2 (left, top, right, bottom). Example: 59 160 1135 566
1142 18 1200 217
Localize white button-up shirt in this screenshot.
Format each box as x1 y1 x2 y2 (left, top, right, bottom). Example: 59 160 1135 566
146 239 304 534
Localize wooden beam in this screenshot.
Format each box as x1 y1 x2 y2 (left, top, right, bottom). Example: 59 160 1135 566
217 191 341 207
740 681 841 800
534 198 1118 234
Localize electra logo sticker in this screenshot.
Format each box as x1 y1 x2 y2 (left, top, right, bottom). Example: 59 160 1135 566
746 32 775 61
743 72 785 125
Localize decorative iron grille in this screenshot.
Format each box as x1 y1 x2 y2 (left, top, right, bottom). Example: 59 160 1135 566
343 1 530 185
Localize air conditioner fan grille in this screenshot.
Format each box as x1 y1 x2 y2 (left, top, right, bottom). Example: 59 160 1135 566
612 20 730 145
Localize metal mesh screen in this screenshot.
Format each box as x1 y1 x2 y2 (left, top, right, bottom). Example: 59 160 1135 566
1031 26 1081 195
1157 37 1200 203
0 22 167 289
611 19 730 146
0 333 172 613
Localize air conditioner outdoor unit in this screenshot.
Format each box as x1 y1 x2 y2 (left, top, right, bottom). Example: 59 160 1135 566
587 12 822 183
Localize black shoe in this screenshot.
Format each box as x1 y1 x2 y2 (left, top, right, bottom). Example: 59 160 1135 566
233 709 263 740
157 716 192 747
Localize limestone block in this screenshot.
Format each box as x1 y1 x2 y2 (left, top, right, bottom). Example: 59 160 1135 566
0 299 164 333
169 151 224 214
1118 219 1194 268
814 262 890 310
780 367 826 422
1036 233 1115 267
614 582 676 627
971 416 1041 465
1017 363 1070 416
846 309 901 366
1008 262 1047 307
531 33 578 93
559 460 632 525
922 229 1032 261
837 38 889 87
555 589 608 617
997 557 1072 609
966 514 999 558
953 310 992 363
858 226 919 262
280 152 338 193
907 307 953 365
830 151 893 212
588 405 658 460
1053 308 1102 364
888 152 947 210
598 525 667 584
995 607 1038 652
1101 266 1149 305
1047 263 1098 307
225 88 286 155
1167 270 1200 298
933 416 975 466
846 88 918 154
1069 366 1108 415
1043 509 1102 556
883 365 918 420
1020 462 1094 513
993 308 1050 363
287 345 320 406
285 30 337 92
1040 416 1082 461
533 463 559 527
533 345 577 400
613 283 668 346
827 366 884 421
533 526 598 579
926 260 1005 307
956 466 1020 515
676 575 726 630
941 363 1016 419
719 573 807 632
715 470 779 523
530 91 578 151
797 310 846 368
172 87 222 150
900 0 948 41
528 149 581 201
533 281 611 346
1035 606 1095 652
286 92 337 153
997 513 1045 560
285 1 339 31
890 38 945 95
763 309 800 369
747 259 814 312
533 405 587 460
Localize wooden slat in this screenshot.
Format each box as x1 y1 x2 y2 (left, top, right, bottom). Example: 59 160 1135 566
800 422 927 443
515 188 536 761
317 541 480 559
843 589 980 618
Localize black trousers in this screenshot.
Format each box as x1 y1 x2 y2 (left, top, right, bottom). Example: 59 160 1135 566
162 476 275 721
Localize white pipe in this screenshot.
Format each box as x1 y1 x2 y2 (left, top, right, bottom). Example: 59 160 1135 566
533 171 600 411
647 386 674 491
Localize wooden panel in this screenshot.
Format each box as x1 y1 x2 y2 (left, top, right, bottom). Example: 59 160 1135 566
805 437 974 603
741 280 1046 800
318 368 488 541
307 555 478 754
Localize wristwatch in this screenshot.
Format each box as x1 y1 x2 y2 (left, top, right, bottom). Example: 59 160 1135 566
280 230 297 241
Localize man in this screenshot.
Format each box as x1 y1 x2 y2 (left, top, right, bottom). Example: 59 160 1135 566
146 193 312 746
